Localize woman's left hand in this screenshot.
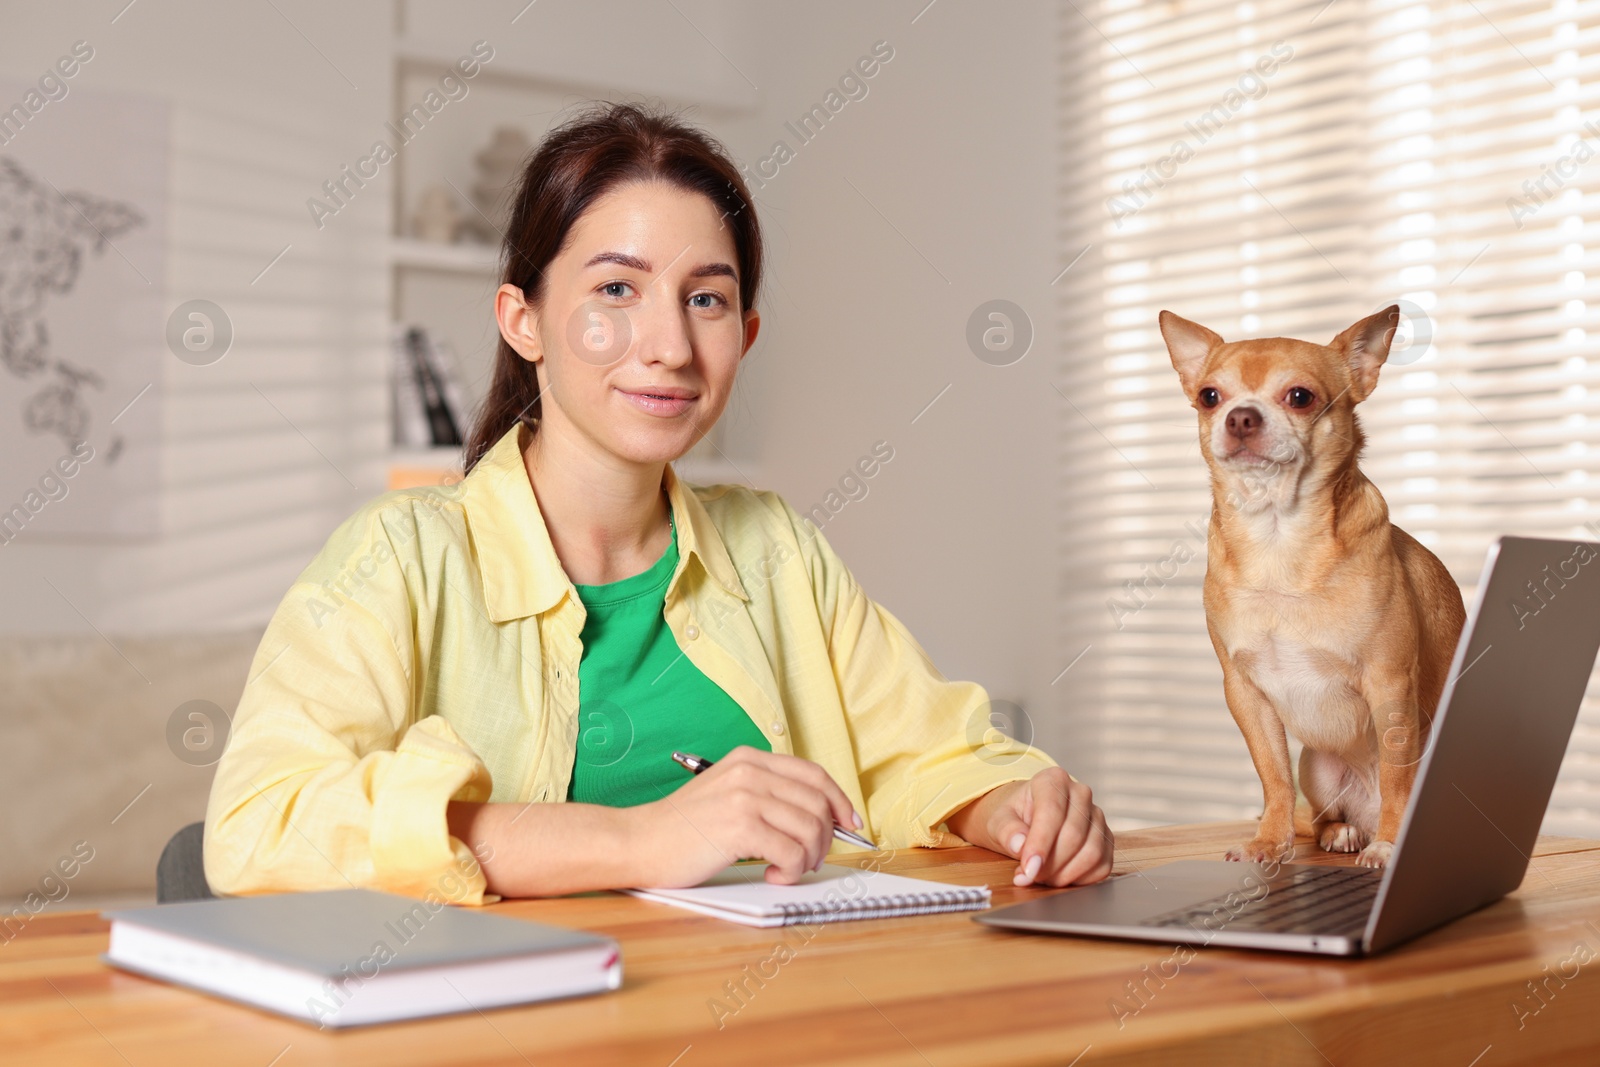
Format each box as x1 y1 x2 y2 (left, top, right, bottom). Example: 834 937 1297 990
944 768 1114 887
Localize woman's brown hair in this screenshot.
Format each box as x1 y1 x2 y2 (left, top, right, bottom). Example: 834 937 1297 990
461 100 763 475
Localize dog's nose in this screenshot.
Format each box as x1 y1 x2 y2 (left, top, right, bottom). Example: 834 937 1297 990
1226 406 1262 439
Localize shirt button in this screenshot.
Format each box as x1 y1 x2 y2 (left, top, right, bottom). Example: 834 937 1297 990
770 721 785 736
684 624 699 640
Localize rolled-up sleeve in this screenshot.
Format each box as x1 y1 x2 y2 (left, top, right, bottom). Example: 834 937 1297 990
777 498 1060 850
203 503 497 905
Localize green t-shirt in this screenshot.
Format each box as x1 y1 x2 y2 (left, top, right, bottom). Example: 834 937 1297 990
567 503 772 807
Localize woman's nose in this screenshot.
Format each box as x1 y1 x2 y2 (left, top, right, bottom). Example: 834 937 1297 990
632 295 694 367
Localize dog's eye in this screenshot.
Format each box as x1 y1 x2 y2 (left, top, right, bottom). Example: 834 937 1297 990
1286 387 1315 409
1198 387 1220 408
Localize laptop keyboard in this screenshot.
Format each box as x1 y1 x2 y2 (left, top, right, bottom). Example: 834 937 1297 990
1143 865 1380 935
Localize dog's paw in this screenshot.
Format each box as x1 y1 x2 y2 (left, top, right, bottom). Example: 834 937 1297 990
1356 840 1395 868
1225 838 1294 863
1318 822 1369 854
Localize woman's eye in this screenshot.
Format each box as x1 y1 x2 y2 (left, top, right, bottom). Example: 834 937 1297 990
1286 387 1315 409
600 281 634 299
689 292 726 309
1198 387 1220 408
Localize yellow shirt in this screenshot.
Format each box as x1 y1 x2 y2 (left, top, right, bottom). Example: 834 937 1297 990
204 422 1058 905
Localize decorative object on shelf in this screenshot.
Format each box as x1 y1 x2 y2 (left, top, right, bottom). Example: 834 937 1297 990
391 324 466 448
464 125 531 242
410 183 463 244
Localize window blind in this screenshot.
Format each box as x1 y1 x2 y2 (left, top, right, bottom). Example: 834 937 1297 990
1058 0 1600 836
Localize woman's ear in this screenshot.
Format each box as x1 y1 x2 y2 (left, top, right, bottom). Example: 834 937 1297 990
496 283 542 365
740 307 761 360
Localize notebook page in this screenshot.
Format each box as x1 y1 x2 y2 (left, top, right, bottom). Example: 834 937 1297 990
624 863 989 919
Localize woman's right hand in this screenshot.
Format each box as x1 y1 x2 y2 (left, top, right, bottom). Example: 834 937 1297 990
631 746 863 888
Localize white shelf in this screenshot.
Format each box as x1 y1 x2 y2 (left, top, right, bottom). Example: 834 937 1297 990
389 444 466 467
389 236 501 275
393 38 759 115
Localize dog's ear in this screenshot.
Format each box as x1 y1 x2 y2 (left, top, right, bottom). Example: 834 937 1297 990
1159 310 1224 397
1330 304 1399 402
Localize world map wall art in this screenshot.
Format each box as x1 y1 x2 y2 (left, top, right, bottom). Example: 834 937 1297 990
0 77 166 540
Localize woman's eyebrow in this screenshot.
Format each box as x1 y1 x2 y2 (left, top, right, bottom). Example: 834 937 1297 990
582 250 737 280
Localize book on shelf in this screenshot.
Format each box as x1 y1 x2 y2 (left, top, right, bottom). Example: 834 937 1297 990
392 324 467 449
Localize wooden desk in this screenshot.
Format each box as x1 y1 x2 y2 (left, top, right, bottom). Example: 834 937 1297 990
5 821 1600 1066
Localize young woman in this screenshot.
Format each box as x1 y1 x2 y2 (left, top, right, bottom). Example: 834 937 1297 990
204 102 1112 905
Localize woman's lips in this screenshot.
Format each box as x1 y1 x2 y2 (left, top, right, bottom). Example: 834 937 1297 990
619 388 696 416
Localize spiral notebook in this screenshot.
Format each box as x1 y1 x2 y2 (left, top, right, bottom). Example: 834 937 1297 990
622 863 991 927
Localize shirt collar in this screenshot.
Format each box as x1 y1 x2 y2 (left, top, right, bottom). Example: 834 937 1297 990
460 423 749 623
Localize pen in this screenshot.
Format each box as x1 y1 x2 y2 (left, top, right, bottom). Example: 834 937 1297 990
670 750 878 850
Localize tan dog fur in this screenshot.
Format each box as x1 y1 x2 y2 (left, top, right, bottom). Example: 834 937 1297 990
1159 305 1466 868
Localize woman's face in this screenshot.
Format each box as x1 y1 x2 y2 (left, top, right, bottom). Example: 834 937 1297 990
498 179 759 468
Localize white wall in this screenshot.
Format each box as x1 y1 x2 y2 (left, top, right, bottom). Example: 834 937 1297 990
724 2 1068 763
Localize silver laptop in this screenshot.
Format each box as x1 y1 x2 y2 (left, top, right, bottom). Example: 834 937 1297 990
977 535 1600 956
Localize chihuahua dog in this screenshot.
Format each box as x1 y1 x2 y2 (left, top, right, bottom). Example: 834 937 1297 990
1159 305 1466 868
